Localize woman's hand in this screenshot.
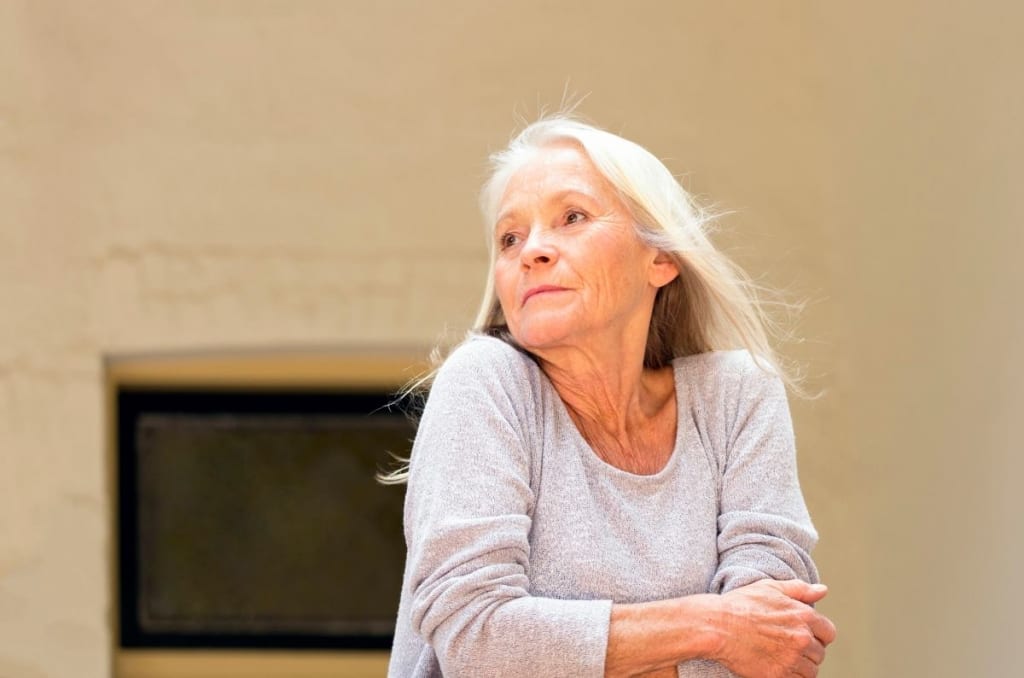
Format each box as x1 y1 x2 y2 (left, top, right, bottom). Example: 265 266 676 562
711 580 836 678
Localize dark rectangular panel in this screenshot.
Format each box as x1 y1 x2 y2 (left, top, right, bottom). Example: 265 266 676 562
118 390 411 649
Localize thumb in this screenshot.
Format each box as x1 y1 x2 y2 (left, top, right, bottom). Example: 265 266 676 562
771 579 828 604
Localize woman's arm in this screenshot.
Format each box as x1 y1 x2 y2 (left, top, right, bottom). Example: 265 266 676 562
605 580 836 678
711 352 820 593
601 351 835 678
403 339 612 677
605 594 721 676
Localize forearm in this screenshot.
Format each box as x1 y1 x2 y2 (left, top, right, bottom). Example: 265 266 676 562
415 589 613 677
605 594 724 677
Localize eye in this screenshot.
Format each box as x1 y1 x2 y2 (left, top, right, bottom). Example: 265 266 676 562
499 232 520 250
565 209 586 225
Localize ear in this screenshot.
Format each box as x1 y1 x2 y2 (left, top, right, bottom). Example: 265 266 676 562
649 251 680 289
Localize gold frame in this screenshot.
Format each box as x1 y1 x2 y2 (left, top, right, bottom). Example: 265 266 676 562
105 347 428 678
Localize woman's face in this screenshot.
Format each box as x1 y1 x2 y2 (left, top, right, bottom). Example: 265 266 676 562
493 142 678 356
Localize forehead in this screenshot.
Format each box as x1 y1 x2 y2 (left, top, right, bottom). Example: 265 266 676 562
498 142 615 211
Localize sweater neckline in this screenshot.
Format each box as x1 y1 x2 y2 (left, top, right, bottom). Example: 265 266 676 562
542 360 688 482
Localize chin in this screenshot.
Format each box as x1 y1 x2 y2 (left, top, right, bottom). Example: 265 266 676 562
508 322 576 353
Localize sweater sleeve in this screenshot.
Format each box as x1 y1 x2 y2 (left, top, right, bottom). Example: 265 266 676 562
403 338 613 678
709 352 819 593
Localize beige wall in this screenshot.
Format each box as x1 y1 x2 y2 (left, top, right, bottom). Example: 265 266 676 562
1 2 1021 676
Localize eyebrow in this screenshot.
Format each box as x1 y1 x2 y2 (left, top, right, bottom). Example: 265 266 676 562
495 188 602 228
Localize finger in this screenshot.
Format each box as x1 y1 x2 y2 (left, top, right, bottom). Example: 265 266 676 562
792 655 819 678
809 613 837 646
802 638 826 666
770 579 828 605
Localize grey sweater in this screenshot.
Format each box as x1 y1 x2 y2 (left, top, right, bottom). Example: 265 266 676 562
388 335 819 677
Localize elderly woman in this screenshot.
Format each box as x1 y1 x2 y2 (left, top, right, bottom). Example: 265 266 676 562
387 116 836 677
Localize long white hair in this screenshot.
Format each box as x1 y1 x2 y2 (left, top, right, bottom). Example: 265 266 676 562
477 115 800 377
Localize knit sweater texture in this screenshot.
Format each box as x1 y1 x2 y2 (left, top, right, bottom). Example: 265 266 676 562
388 335 819 677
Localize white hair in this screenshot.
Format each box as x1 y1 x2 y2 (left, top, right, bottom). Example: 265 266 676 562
475 114 801 379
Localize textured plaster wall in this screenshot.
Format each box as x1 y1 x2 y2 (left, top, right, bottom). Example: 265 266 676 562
818 4 1024 675
1 2 1021 677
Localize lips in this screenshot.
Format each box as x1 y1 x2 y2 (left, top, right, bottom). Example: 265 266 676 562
522 285 569 306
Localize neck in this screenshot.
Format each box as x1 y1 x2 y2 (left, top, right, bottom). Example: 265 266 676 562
532 332 661 438
536 338 677 475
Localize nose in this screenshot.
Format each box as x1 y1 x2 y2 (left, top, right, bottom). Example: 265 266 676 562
520 228 558 268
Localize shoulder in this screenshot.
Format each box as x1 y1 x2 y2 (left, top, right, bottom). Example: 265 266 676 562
672 350 792 467
411 335 543 478
436 334 539 386
673 349 786 416
674 348 778 387
439 334 536 375
428 334 544 413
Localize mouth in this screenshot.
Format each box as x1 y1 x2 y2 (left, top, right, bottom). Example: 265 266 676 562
522 285 568 306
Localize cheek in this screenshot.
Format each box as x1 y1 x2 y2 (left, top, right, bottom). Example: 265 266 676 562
590 244 653 306
493 264 517 310
588 235 639 283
